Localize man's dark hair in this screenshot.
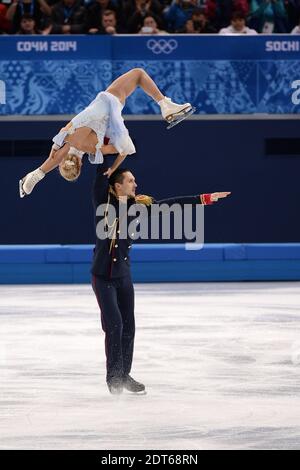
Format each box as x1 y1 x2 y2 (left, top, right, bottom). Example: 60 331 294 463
108 168 131 188
231 11 246 21
103 9 116 18
21 13 35 21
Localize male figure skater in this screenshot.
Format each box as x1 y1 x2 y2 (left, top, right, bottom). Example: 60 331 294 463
92 163 231 395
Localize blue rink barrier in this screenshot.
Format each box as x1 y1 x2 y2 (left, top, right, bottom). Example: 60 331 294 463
1 244 300 284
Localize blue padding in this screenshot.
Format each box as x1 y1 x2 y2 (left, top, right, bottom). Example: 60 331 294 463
132 260 300 282
245 244 300 260
131 244 223 261
0 264 73 283
65 245 93 263
1 244 300 283
0 245 49 264
45 246 70 263
224 244 247 260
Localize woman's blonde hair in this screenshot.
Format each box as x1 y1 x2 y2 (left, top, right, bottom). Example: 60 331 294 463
59 153 82 182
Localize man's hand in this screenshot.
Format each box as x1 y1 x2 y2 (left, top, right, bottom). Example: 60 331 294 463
105 26 116 35
211 191 231 202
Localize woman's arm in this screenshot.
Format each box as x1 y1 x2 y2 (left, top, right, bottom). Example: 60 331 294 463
103 153 127 177
40 143 70 174
37 0 52 16
6 0 18 21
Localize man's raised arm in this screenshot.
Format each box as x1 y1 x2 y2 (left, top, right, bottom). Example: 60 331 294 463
92 163 110 209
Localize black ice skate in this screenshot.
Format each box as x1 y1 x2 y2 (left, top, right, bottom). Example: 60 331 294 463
123 375 146 394
107 377 123 395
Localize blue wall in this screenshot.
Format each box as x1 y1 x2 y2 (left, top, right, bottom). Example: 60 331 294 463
1 119 300 245
1 35 300 115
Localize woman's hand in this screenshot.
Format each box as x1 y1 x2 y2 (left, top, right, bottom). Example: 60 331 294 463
103 167 113 178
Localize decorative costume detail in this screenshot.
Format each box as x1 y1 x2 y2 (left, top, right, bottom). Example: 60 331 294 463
200 194 214 205
135 194 154 206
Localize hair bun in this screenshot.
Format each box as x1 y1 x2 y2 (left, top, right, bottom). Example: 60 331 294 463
64 160 76 168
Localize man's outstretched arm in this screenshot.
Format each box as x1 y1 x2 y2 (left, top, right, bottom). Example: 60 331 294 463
155 192 231 206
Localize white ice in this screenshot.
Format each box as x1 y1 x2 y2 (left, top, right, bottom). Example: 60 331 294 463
0 282 300 450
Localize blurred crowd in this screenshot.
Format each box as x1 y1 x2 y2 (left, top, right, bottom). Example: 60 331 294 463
1 0 300 35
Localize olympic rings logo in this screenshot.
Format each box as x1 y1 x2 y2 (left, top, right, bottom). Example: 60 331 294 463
146 39 178 55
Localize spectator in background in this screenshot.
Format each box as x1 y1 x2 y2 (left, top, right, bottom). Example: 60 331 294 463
49 0 86 34
88 8 121 33
125 0 163 33
164 0 199 32
86 0 123 32
205 0 249 30
286 0 300 31
219 10 258 33
248 0 288 33
290 14 300 32
182 8 217 32
0 2 11 33
138 14 169 33
6 0 51 32
17 13 39 33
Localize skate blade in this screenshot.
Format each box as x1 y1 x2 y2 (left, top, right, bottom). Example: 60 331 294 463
166 106 196 130
125 390 147 396
19 179 26 198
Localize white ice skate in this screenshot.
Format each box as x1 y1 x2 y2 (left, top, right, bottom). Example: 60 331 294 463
159 97 196 129
19 168 45 198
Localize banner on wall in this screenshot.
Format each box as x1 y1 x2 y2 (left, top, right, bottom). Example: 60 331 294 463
0 35 300 115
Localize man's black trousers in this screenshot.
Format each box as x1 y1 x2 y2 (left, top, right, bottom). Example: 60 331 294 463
92 274 135 383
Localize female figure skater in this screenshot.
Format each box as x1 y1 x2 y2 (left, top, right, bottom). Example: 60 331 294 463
19 68 194 197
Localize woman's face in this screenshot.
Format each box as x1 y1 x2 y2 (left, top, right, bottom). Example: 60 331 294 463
144 17 157 30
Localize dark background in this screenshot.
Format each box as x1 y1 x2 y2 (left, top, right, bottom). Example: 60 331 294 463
1 119 299 244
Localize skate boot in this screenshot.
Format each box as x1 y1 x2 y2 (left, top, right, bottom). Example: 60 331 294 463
123 375 146 394
19 168 45 198
159 97 196 129
107 377 123 395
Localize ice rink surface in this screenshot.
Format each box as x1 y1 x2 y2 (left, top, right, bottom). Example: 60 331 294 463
0 282 300 450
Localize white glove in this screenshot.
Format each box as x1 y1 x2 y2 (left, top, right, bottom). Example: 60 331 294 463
19 168 45 198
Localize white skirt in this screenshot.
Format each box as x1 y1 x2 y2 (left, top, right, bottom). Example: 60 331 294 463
52 92 136 164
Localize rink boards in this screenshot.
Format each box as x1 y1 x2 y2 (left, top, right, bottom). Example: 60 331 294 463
1 243 300 284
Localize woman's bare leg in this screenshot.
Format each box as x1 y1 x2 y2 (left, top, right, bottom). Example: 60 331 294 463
106 68 164 105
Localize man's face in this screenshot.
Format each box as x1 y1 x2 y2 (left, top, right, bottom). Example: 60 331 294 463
232 18 245 32
116 172 137 198
98 0 109 7
193 13 206 26
64 0 75 7
102 14 116 28
21 18 35 32
185 19 195 33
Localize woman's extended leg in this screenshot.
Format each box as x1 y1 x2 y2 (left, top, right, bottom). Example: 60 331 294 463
106 68 164 104
106 68 194 125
